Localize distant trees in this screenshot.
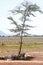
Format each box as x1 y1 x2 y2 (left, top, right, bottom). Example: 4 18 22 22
8 1 43 56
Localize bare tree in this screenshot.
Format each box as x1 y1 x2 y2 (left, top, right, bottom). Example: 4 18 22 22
8 1 43 56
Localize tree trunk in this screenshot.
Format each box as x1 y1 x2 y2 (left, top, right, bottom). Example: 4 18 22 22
18 33 23 56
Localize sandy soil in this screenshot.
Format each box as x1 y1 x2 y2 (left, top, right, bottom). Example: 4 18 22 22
0 61 43 65
0 51 43 61
28 52 43 61
0 51 43 65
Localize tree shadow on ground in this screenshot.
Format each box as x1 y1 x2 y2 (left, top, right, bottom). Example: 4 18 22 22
0 53 34 61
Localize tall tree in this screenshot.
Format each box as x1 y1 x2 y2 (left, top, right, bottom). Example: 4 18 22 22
8 1 43 56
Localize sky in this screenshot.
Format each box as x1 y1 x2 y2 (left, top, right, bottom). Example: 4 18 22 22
0 0 43 35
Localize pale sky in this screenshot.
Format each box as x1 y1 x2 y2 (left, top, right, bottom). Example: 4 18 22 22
0 0 43 35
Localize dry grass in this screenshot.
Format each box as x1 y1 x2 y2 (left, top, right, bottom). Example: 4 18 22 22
0 37 43 57
0 37 43 45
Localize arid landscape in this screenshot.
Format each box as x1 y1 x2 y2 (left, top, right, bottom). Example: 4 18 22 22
0 37 43 65
0 37 43 61
0 0 43 65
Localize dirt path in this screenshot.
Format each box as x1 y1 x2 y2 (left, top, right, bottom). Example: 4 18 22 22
0 61 43 65
28 52 43 61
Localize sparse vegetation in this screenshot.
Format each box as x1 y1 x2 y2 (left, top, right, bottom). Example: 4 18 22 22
8 1 43 56
0 37 43 45
0 41 43 57
0 37 43 60
0 37 43 49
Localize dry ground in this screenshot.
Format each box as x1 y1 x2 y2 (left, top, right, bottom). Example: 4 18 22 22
0 61 43 65
0 48 43 61
0 52 43 65
0 37 43 65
